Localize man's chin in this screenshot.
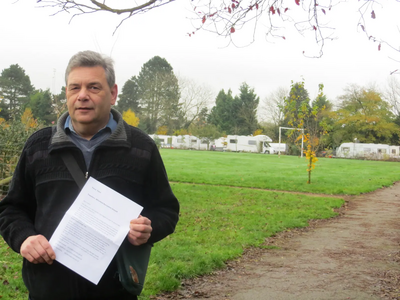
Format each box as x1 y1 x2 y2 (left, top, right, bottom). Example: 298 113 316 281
73 117 94 125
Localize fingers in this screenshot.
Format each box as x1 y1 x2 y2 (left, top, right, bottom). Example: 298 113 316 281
20 235 56 265
128 216 152 246
130 215 151 225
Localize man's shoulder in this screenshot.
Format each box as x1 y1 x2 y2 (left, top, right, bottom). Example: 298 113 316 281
124 125 156 148
24 126 54 149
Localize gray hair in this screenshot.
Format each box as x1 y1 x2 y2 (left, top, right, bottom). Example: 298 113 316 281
65 50 115 88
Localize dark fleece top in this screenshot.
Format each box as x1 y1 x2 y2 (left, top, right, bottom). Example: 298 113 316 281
0 109 179 300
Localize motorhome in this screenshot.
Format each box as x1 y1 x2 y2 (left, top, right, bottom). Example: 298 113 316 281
389 146 400 158
211 137 227 151
225 135 273 153
171 135 194 149
264 142 287 154
172 135 209 150
148 134 284 153
149 134 209 150
149 134 172 148
336 142 391 159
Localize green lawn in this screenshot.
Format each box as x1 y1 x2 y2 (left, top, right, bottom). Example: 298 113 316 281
1 150 398 299
162 149 400 195
0 239 29 299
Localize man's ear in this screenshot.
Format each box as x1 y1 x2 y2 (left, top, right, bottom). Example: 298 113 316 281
110 84 118 105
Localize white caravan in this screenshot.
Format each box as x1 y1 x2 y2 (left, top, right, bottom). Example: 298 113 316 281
225 135 273 153
149 134 172 148
336 142 390 159
264 142 287 154
212 137 227 151
390 146 400 158
150 135 209 150
196 138 210 150
171 135 204 150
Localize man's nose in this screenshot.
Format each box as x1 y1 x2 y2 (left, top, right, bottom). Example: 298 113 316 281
77 88 89 101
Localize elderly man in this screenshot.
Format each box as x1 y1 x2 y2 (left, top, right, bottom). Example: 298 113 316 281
0 50 179 300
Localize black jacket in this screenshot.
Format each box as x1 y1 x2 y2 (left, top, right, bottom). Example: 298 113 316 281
0 109 179 300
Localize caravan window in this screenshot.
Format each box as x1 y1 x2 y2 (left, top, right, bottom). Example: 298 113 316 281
248 140 256 145
378 149 387 154
392 149 397 154
177 138 183 143
191 139 197 143
230 139 237 144
342 147 350 152
363 148 371 153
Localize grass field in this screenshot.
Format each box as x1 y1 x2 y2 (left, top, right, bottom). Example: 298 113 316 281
1 150 399 299
162 149 400 195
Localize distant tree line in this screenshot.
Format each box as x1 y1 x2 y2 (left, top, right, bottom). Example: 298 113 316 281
1 57 400 155
0 64 62 124
114 56 260 137
262 81 400 155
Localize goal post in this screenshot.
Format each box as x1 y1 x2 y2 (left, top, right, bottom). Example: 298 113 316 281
279 127 304 158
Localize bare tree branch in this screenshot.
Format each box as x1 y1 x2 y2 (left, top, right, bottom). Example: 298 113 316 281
178 76 214 128
34 0 400 57
36 0 175 32
261 86 288 125
384 76 400 117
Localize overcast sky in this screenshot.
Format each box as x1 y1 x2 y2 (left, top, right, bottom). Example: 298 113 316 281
1 0 399 120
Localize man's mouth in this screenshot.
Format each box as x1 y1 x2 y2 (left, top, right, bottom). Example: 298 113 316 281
77 107 93 111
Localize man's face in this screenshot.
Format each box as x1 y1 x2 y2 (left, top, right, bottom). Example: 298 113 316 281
66 66 117 132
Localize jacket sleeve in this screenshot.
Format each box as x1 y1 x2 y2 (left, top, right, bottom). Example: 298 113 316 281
141 145 179 244
0 146 38 253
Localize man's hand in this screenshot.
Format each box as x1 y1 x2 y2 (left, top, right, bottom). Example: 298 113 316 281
128 216 152 246
20 235 56 265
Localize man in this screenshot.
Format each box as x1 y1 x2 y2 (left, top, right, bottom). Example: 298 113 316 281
0 50 180 300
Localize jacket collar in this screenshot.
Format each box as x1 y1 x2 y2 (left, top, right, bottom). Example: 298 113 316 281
50 108 128 150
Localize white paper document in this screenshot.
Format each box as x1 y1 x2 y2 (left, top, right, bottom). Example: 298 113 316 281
49 177 143 284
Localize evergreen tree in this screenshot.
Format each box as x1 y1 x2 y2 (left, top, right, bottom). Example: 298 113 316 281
53 86 67 119
28 89 56 125
136 56 181 134
208 84 259 135
0 64 34 119
235 82 259 135
283 81 311 129
208 89 236 134
116 76 140 114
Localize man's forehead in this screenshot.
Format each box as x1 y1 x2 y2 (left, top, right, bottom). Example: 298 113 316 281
68 66 106 76
67 66 107 83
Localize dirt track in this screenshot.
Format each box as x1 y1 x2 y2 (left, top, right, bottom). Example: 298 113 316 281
156 182 400 300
